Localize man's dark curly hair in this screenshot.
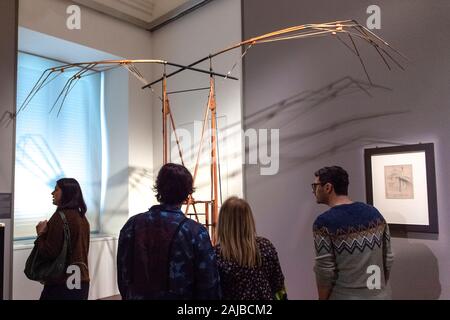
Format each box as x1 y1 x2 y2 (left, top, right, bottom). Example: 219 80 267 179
154 163 194 205
314 166 349 196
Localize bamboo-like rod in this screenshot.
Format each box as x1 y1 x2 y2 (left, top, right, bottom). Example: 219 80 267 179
162 76 168 164
209 76 219 237
142 19 406 88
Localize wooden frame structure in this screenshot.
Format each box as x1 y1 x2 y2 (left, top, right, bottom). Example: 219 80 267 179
17 20 406 238
160 67 220 236
146 20 407 237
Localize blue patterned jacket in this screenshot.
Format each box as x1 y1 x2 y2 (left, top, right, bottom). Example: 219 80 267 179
117 205 221 300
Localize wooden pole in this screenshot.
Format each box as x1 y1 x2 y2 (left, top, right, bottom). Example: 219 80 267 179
205 202 209 233
162 75 168 164
209 75 219 236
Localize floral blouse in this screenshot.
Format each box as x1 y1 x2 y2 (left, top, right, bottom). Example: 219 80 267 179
214 237 287 300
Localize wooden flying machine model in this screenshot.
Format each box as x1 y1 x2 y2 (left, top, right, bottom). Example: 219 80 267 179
17 20 406 237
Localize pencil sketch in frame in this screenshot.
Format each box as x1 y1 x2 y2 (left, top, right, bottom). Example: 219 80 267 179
364 143 438 234
384 164 414 199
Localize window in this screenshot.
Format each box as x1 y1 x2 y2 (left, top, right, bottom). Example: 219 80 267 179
14 52 102 239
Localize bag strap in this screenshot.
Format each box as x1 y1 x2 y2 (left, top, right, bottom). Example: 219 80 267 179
58 210 72 258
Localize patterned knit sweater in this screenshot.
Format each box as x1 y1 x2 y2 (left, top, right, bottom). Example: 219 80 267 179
313 202 394 299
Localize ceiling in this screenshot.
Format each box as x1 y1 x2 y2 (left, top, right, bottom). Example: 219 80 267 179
72 0 213 31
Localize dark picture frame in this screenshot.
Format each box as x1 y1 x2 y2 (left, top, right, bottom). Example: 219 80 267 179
364 143 438 233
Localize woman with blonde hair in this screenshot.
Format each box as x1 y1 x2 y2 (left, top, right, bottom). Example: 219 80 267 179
214 196 287 300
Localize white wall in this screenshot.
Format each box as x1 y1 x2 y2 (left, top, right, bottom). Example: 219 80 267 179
14 0 155 299
151 0 244 206
13 237 118 300
19 0 151 59
101 67 129 235
19 0 155 222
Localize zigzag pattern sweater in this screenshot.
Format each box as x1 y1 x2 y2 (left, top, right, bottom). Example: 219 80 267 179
313 202 394 299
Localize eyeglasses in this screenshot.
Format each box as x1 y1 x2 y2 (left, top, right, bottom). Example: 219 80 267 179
311 182 325 192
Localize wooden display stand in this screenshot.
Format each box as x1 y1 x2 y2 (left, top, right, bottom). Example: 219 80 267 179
161 73 220 240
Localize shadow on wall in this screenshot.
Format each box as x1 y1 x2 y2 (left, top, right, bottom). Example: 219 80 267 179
16 134 65 187
280 135 410 171
106 166 154 192
219 76 404 180
178 76 391 160
101 165 154 229
390 240 441 299
0 110 14 128
245 76 392 129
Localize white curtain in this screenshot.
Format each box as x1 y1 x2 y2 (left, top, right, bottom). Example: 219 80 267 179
14 52 102 239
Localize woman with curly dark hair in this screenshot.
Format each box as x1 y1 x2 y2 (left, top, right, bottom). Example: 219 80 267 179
117 163 221 300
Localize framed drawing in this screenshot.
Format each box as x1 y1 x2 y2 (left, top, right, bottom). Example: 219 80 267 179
364 143 438 233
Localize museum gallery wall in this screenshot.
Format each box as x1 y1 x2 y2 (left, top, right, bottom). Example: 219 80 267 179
2 0 450 300
243 0 450 299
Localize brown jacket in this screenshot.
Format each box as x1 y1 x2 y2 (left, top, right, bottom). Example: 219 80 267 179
35 208 90 285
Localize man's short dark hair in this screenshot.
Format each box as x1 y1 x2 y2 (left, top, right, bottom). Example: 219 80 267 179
314 166 349 196
154 163 194 205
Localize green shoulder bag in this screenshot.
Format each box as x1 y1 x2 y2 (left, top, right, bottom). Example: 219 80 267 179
24 211 72 282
